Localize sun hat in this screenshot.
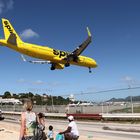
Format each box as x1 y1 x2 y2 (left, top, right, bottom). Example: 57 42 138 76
68 115 74 120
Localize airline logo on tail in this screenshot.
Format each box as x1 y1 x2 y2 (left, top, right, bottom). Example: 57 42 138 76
2 18 22 44
4 20 13 34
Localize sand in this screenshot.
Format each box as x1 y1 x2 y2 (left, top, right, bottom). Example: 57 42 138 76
0 121 104 140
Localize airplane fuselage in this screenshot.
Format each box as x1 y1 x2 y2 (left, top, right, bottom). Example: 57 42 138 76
0 40 97 68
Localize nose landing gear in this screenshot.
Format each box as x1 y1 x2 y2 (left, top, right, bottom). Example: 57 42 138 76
89 67 92 73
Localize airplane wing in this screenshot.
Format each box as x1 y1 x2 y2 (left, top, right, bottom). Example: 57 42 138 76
21 55 64 70
64 27 92 62
71 27 92 56
21 55 51 64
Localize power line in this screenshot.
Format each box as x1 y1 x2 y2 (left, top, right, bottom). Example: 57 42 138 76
61 86 140 97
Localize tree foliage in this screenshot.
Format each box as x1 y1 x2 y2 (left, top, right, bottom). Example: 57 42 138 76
3 91 12 98
1 91 70 105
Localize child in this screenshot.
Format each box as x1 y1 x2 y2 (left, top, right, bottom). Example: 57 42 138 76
48 125 54 140
37 112 47 140
38 112 46 130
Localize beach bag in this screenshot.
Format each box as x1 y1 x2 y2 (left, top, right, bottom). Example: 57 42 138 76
55 134 65 140
34 124 47 140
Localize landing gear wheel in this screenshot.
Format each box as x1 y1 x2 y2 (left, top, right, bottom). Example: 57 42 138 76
89 67 92 73
50 67 55 70
65 63 70 67
50 64 55 70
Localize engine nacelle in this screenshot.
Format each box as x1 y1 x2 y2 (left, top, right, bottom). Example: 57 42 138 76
55 63 64 69
51 63 64 70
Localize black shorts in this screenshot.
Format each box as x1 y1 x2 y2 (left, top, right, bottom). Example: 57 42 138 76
22 136 34 140
65 132 79 139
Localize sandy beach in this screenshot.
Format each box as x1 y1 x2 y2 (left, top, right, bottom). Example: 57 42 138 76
0 121 94 140
1 120 140 140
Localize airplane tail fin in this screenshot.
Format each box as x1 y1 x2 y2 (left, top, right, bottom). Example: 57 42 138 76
2 18 22 45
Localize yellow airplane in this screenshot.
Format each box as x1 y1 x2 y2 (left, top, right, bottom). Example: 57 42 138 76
0 18 97 72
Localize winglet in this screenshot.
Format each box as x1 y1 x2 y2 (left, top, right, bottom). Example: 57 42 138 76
86 27 91 37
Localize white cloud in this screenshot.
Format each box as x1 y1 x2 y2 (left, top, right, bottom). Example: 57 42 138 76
122 76 133 82
0 1 5 14
121 76 140 87
0 0 14 14
6 0 14 10
48 82 63 87
20 28 39 40
17 78 44 85
17 78 26 83
32 80 44 85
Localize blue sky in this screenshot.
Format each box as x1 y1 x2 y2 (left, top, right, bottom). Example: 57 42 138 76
0 0 140 101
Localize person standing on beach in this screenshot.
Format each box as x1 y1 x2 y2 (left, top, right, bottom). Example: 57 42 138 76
19 100 37 140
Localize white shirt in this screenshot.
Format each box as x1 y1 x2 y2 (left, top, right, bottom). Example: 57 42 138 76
24 111 36 136
48 130 53 138
68 121 79 136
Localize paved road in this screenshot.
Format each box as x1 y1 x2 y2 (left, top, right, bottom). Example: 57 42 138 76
47 119 140 140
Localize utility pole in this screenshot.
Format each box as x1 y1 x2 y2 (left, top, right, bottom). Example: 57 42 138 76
51 96 55 111
101 102 104 114
106 104 109 114
130 96 133 113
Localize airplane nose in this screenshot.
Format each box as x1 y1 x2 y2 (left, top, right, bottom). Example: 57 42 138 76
91 60 97 68
95 61 98 67
93 61 97 68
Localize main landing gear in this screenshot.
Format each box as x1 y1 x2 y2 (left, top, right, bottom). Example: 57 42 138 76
65 63 70 67
50 63 55 70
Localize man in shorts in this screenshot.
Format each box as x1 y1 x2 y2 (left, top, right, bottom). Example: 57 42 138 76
59 115 79 140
